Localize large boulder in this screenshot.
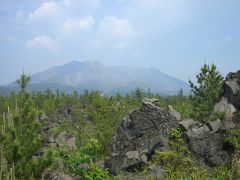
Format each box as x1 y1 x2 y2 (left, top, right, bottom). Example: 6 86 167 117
180 119 231 166
213 97 236 121
105 99 178 174
224 70 240 110
168 105 181 121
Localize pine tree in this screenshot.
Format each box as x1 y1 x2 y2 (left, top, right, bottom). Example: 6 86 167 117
189 64 223 121
16 72 31 92
1 93 52 178
177 88 183 97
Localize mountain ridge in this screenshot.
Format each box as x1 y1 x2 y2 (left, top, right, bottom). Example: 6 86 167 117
3 60 190 95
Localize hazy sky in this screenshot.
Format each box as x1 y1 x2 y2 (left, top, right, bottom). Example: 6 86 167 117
0 0 240 85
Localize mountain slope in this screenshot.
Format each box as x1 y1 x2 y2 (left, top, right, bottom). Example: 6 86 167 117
4 61 190 95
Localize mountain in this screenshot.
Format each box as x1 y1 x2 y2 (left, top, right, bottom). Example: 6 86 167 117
2 61 190 95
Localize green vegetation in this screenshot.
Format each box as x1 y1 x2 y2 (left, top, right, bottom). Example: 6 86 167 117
226 129 240 150
0 89 143 179
0 93 52 179
189 64 224 122
16 72 31 92
0 64 239 179
145 128 208 179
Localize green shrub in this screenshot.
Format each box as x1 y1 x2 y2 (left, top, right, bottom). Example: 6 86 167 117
209 112 226 121
0 93 52 179
169 128 183 142
148 149 207 180
189 64 223 122
226 129 240 150
211 166 230 180
81 163 109 180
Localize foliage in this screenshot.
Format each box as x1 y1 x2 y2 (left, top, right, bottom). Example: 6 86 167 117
0 93 52 179
230 151 240 179
77 91 138 153
211 166 231 180
189 64 223 121
226 129 240 150
49 138 104 176
0 148 16 180
16 72 31 92
147 144 207 179
81 162 109 180
169 128 183 142
145 130 208 180
209 111 227 122
0 70 238 179
156 95 193 118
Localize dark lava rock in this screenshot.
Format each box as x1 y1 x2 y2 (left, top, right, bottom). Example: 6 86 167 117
105 98 178 174
224 70 240 110
181 119 231 166
57 105 73 118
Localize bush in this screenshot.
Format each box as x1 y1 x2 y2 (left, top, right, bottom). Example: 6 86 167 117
169 128 183 142
226 129 240 150
0 93 52 179
189 64 223 122
81 163 109 180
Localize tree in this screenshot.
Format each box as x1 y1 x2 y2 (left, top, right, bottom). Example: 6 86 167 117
133 88 144 102
177 88 183 97
1 93 52 178
16 72 31 92
189 64 223 121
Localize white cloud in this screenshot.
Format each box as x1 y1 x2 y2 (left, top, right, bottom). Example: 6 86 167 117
98 16 135 39
124 0 192 35
25 35 59 51
89 16 137 50
62 16 95 33
27 1 58 21
26 0 100 23
61 0 100 11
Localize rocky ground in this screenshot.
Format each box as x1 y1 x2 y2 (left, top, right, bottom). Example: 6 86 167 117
38 70 240 179
105 70 240 179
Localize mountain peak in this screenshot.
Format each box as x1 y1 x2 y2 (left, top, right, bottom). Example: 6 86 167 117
65 60 104 67
8 61 190 95
68 60 80 64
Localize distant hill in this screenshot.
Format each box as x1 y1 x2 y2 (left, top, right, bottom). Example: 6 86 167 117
1 61 190 95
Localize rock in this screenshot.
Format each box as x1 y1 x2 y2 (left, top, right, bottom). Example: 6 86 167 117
168 105 181 121
125 151 140 160
142 98 161 107
39 113 50 121
43 135 55 144
213 98 236 120
66 137 77 151
148 164 164 178
105 99 178 174
56 132 77 151
224 70 240 110
43 172 76 180
57 105 73 118
207 119 223 132
179 119 201 131
186 123 210 138
79 162 89 169
184 119 230 166
142 98 159 103
96 160 105 169
43 161 76 180
224 120 236 130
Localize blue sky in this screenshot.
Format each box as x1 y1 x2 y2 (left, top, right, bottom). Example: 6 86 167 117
0 0 239 85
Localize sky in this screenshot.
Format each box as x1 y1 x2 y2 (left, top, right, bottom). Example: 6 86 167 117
0 0 240 85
